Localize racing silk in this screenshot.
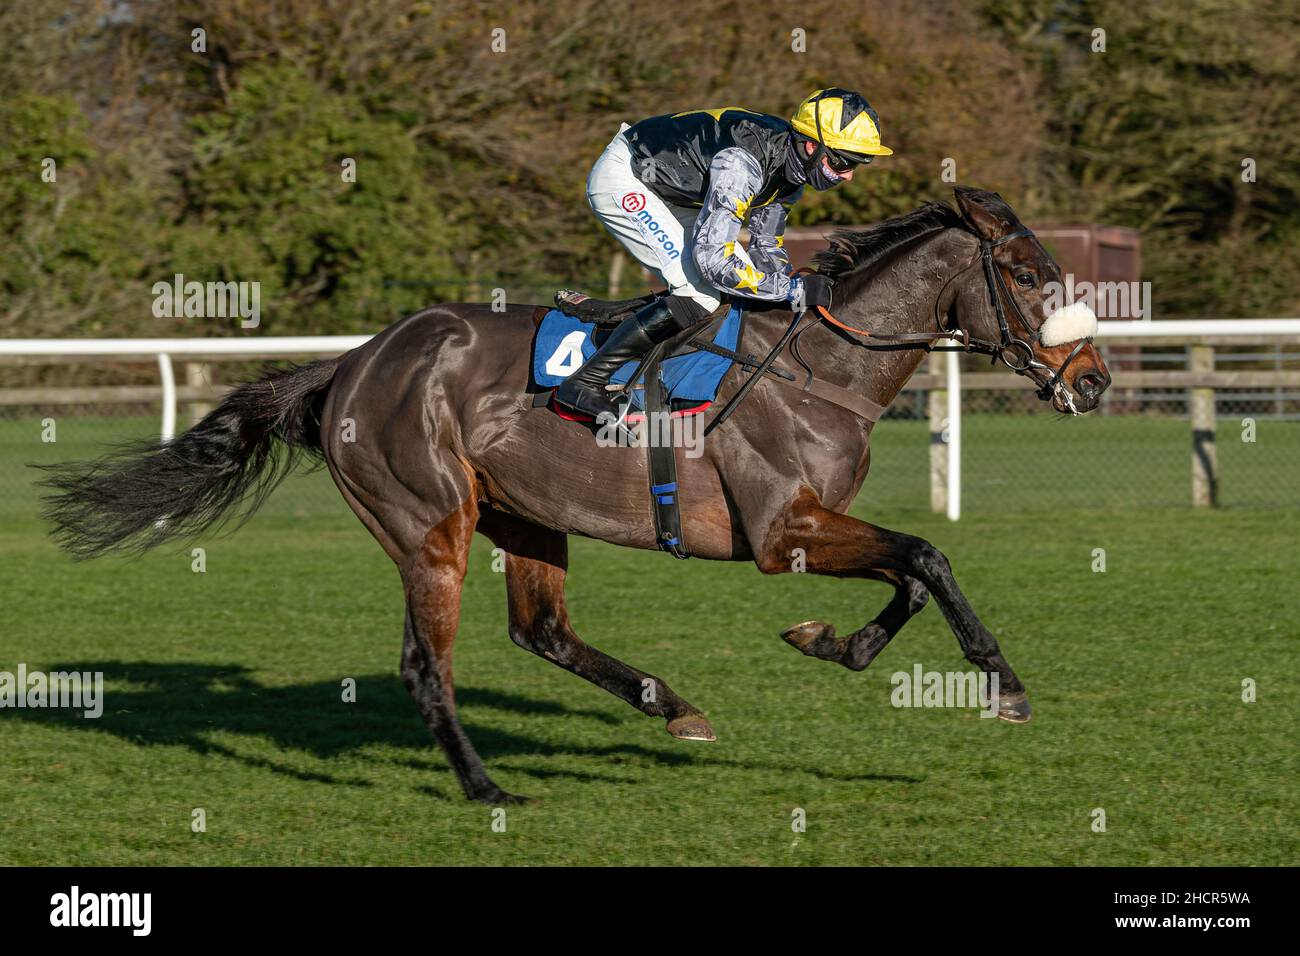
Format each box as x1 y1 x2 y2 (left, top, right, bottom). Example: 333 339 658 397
622 108 796 208
693 149 801 301
623 108 804 302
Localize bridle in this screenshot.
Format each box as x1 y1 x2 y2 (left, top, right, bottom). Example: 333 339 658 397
973 227 1094 400
806 226 1094 402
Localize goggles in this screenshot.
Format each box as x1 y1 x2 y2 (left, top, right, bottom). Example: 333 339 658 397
824 148 872 173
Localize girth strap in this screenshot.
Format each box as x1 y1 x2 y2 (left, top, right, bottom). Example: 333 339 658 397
640 346 689 559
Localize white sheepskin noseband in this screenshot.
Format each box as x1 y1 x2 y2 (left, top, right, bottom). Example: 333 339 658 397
1039 302 1098 347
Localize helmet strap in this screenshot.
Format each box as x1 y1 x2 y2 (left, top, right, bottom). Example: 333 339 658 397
802 92 830 179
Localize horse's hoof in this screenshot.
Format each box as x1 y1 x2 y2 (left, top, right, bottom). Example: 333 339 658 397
997 692 1032 724
667 714 716 741
781 620 835 653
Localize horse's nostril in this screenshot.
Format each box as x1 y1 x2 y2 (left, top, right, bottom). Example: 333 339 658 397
1077 371 1107 396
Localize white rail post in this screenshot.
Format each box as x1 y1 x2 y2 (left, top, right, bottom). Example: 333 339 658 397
945 344 961 521
158 352 176 443
607 250 625 299
1190 344 1217 506
187 361 212 426
928 350 947 513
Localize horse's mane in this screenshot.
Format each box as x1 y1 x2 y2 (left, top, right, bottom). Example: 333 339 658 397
812 201 968 300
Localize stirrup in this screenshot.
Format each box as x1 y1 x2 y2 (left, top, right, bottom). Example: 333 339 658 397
559 380 636 432
602 395 639 445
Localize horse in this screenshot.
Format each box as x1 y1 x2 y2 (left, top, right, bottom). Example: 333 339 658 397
41 187 1111 804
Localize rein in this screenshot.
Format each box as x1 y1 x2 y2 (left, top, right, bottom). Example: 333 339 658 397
706 225 1096 433
806 227 1094 402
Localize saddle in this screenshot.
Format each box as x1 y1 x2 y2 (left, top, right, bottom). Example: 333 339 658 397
536 297 749 413
534 289 889 561
533 296 751 559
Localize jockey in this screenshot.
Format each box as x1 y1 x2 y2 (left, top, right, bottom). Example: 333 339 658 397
556 88 892 421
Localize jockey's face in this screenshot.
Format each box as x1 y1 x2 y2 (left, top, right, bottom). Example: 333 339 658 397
803 139 854 182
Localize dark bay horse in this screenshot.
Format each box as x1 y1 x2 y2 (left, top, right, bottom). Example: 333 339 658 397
42 187 1110 803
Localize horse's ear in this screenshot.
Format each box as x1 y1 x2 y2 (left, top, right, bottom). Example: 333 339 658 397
954 186 1013 239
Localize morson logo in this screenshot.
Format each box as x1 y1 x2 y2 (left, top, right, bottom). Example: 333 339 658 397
633 209 681 262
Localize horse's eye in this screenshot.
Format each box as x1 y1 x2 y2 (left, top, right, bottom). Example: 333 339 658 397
1015 273 1035 288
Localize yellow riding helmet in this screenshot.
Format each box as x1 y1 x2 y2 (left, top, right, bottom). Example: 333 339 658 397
790 88 893 156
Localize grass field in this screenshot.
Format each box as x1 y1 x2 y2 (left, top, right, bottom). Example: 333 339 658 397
1 415 1297 865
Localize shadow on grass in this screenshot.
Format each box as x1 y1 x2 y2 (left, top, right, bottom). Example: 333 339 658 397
9 660 922 795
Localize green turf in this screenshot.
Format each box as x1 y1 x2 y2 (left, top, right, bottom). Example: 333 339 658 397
1 415 1297 865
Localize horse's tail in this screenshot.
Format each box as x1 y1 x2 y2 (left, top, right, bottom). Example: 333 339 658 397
39 359 340 559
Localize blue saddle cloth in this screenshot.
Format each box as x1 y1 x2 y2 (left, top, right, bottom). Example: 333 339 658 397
532 304 743 412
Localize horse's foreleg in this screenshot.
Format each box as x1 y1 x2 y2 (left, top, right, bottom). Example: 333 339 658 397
757 488 1030 722
401 498 525 803
479 511 715 742
782 568 929 671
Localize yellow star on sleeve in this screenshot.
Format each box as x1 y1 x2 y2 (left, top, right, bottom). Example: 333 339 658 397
733 195 752 220
733 263 766 293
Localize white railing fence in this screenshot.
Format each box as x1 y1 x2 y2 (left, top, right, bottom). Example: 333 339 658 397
2 319 1299 518
930 320 1300 518
1 336 369 442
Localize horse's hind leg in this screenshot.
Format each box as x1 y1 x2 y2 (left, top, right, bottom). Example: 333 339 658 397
479 510 715 742
400 497 525 803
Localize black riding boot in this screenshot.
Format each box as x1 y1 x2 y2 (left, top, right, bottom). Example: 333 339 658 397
555 296 701 420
